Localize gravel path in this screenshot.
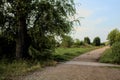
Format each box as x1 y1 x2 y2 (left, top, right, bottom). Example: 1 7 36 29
19 46 120 80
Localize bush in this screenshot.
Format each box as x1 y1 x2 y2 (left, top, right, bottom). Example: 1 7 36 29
99 49 114 63
100 42 120 64
111 42 120 63
61 35 74 48
0 36 16 59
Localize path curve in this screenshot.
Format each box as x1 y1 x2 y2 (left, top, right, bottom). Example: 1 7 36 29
66 46 120 67
19 46 120 80
73 46 110 62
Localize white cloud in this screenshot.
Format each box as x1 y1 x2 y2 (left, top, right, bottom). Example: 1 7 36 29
76 8 93 17
73 26 88 32
69 8 93 22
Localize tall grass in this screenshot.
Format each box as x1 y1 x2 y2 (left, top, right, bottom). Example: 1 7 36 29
99 48 120 64
0 60 41 80
0 59 57 80
99 49 114 63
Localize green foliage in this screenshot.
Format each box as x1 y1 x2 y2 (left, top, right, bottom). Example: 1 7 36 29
93 37 101 46
80 41 85 46
111 42 120 63
54 47 97 62
0 35 15 59
84 37 91 44
100 42 120 64
29 35 56 60
61 35 74 48
107 28 120 45
0 0 76 59
73 39 85 47
102 28 120 64
0 59 56 79
0 60 41 80
99 49 114 63
73 39 81 47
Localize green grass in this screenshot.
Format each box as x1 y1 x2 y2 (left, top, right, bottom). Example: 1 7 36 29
99 49 115 63
0 60 41 80
99 48 120 64
0 59 56 80
54 46 98 62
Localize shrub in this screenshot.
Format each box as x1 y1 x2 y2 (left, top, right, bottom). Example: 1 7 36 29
99 49 114 63
73 39 81 47
61 35 74 48
111 42 120 64
0 36 16 59
100 42 120 64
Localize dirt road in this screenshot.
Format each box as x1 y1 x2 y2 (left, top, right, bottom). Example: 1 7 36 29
19 46 120 80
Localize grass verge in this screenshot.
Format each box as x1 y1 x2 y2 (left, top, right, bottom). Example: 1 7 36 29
54 46 99 62
0 59 56 80
99 48 114 63
99 48 120 64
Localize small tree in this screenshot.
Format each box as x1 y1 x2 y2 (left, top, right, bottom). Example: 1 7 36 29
61 35 74 48
107 28 120 46
74 39 81 47
84 37 91 44
93 37 101 46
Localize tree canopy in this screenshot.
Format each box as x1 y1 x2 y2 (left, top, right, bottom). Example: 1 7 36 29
84 37 90 44
107 28 120 45
0 0 76 59
93 37 101 46
61 35 74 48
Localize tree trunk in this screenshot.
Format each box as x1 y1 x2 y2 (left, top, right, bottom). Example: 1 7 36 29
15 1 31 59
15 16 30 59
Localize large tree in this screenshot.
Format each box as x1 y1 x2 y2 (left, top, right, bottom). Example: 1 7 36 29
0 0 76 59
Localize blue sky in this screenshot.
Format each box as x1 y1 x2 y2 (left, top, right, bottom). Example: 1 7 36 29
71 0 120 42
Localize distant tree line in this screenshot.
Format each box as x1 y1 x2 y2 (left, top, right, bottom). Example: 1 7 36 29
60 35 102 48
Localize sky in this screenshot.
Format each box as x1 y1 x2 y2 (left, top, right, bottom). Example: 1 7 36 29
71 0 120 42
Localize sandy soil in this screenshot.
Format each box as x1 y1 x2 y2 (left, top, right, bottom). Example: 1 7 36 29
18 46 120 80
